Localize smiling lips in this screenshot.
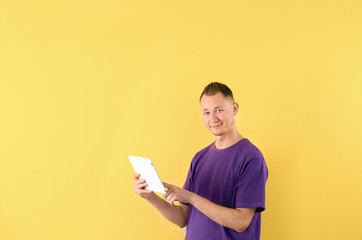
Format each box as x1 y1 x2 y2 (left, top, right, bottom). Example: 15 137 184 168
212 123 223 128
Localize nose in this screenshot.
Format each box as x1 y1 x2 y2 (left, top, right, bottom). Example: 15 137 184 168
210 111 219 122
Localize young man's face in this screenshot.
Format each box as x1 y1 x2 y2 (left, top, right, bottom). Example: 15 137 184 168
200 92 239 137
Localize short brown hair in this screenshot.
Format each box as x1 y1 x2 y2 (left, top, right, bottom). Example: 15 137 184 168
199 82 234 102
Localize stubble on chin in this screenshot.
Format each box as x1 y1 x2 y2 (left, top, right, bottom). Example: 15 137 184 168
212 130 225 136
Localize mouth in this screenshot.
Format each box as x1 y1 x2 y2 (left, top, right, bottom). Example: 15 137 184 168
211 123 223 129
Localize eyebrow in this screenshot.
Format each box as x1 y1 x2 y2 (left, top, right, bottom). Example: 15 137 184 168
202 106 224 111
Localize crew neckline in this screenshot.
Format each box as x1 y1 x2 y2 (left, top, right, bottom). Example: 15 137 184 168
211 138 248 152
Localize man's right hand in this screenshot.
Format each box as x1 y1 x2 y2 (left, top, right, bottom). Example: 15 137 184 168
133 173 155 200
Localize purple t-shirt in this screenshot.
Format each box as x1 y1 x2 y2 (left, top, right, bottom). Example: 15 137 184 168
182 138 268 240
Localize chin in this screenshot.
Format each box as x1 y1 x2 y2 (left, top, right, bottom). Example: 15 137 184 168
212 132 225 136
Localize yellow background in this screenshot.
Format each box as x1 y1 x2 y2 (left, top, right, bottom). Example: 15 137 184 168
1 1 361 239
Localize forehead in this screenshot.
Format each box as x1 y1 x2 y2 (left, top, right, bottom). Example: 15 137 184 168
200 92 232 110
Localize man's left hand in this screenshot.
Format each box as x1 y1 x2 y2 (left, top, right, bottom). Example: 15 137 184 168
163 182 194 206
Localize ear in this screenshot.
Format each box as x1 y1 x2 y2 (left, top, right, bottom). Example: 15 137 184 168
233 102 239 116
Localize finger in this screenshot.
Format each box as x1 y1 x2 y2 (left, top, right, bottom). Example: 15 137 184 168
138 179 146 184
135 179 145 184
134 181 148 190
163 188 174 199
136 182 148 189
138 189 152 194
134 173 140 180
163 187 171 197
163 182 171 188
167 195 174 206
169 195 178 206
167 193 175 201
135 187 152 194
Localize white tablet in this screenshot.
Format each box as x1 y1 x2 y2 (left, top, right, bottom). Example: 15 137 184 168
129 155 167 194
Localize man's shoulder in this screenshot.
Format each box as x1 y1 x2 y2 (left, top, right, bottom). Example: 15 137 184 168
236 139 264 158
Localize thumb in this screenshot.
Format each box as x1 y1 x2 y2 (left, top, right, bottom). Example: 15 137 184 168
163 182 171 188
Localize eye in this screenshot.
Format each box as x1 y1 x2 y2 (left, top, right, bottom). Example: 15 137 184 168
203 112 210 115
216 109 223 113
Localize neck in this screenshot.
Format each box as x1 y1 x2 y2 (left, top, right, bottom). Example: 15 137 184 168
214 130 244 149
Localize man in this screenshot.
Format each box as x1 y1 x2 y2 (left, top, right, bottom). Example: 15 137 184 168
133 82 268 240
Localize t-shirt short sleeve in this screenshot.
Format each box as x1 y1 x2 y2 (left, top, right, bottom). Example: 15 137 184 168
235 156 268 212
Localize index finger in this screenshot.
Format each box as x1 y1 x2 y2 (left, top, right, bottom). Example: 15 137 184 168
133 173 140 180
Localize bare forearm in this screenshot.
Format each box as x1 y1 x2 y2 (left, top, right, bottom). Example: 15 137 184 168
189 193 252 233
147 193 187 228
